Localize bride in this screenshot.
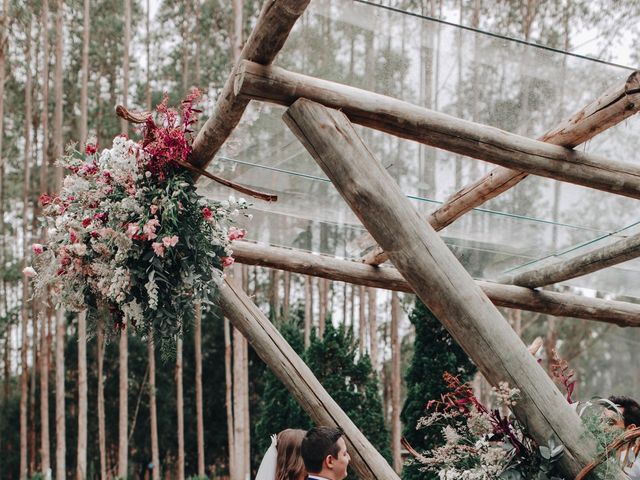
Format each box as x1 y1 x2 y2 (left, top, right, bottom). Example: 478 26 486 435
255 429 307 480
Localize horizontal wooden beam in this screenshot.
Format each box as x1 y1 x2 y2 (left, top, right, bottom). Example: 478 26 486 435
502 231 640 288
282 97 606 478
189 0 310 169
235 61 640 199
231 241 640 327
217 279 400 479
364 71 640 265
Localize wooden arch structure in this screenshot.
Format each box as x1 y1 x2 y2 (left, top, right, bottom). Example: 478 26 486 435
187 1 640 478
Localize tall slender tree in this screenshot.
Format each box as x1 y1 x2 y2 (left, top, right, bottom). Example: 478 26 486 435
118 3 131 475
97 317 107 480
76 310 87 479
194 302 205 477
53 2 66 476
368 287 378 371
176 334 185 480
79 0 89 146
38 0 51 474
390 292 401 473
20 13 33 479
147 328 160 480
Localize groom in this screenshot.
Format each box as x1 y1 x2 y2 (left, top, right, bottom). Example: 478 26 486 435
300 426 351 480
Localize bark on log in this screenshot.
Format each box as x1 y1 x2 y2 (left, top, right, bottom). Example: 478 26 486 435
231 241 640 327
189 0 311 168
236 62 640 198
282 98 618 478
502 231 640 288
217 279 400 480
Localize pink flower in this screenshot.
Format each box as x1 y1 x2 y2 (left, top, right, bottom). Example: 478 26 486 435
150 205 158 215
202 207 212 219
39 193 53 207
31 243 44 255
22 266 37 277
126 223 139 238
152 242 165 257
85 143 97 155
162 235 179 247
228 227 246 242
222 256 234 268
143 219 161 240
69 229 78 243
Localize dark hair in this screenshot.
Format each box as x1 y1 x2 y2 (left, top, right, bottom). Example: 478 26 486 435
608 396 640 427
300 426 344 473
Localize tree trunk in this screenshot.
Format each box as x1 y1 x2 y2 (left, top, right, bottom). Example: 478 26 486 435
367 288 378 371
303 276 311 348
358 285 366 357
52 0 64 189
40 307 50 477
29 303 37 476
390 292 402 473
55 308 66 480
121 0 130 135
283 271 291 321
20 15 33 478
145 0 151 110
97 317 107 480
194 302 205 477
319 278 327 338
118 328 128 479
79 0 89 145
76 310 88 479
232 266 249 480
224 318 235 480
176 336 185 480
269 270 280 324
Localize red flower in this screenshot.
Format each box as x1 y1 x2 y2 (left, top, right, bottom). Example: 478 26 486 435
222 256 234 268
82 218 92 228
85 143 97 155
202 207 212 219
39 193 53 207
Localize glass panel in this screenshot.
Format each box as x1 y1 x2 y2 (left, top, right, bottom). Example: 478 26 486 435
200 0 640 299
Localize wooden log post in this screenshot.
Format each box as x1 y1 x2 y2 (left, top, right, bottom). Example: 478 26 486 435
217 279 400 480
501 231 640 288
282 98 620 478
235 61 640 199
189 0 311 169
230 241 640 327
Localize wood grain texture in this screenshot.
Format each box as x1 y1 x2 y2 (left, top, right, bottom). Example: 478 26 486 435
217 279 400 480
283 98 624 479
230 240 640 326
502 231 640 288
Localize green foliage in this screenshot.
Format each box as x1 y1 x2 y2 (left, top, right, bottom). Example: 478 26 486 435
254 306 391 478
401 300 476 480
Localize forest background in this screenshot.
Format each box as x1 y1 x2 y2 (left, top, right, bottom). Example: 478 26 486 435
2 0 640 479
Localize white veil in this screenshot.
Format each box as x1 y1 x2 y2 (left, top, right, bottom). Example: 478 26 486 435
255 434 278 480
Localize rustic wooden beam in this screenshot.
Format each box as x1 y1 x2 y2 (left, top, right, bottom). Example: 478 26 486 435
217 279 400 480
235 61 640 198
189 0 310 169
501 231 640 288
231 241 640 327
283 98 619 478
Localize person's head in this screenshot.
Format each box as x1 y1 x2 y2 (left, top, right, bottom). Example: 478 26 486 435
604 396 640 431
275 429 307 480
300 426 350 480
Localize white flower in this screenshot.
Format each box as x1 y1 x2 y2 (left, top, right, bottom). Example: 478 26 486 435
23 266 37 277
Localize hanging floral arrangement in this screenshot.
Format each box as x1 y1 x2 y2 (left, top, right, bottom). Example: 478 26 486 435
28 89 249 341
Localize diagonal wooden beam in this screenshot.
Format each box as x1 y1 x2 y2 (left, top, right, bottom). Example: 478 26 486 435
217 279 399 480
501 231 640 288
283 98 623 478
189 0 311 169
233 61 640 263
231 240 640 327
